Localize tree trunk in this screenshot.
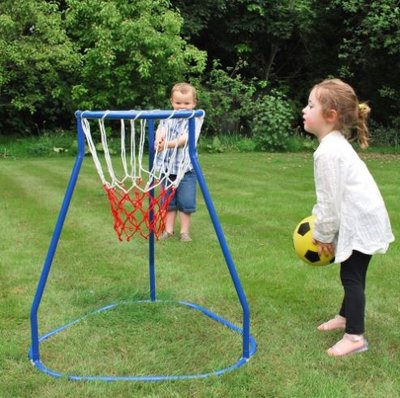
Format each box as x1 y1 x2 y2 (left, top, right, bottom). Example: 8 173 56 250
264 42 279 81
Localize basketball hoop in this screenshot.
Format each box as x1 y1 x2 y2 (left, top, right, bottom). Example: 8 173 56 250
29 109 256 382
80 111 201 240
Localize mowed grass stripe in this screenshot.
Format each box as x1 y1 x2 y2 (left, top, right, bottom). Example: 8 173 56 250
1 153 399 398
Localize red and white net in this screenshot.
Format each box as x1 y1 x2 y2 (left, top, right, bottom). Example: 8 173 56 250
80 112 196 241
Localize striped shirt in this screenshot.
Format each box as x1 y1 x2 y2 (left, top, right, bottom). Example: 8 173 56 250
155 116 203 176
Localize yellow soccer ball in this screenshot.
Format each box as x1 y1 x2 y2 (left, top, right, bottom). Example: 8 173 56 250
292 215 335 266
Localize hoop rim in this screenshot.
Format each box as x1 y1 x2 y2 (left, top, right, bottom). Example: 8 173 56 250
77 109 205 121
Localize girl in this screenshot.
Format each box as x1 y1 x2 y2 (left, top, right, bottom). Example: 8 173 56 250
302 78 394 357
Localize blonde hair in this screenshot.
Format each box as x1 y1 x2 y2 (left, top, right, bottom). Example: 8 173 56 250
312 78 371 148
170 82 197 102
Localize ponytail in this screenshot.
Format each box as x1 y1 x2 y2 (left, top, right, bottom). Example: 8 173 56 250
357 102 371 149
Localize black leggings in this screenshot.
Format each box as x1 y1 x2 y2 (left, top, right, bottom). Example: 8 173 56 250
339 250 372 335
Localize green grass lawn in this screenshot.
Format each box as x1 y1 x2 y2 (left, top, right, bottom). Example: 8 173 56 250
1 153 399 397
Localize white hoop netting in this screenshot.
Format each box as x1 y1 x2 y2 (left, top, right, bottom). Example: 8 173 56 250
80 111 202 241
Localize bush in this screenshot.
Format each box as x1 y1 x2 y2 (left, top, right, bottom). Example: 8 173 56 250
198 134 256 153
250 90 296 152
0 130 77 158
369 120 399 149
198 61 257 137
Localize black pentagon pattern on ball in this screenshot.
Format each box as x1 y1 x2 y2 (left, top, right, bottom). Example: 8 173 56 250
297 221 311 236
304 249 320 263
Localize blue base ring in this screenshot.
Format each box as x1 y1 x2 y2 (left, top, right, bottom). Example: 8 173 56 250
28 300 257 381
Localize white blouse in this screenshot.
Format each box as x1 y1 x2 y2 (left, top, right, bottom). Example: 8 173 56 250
312 131 394 263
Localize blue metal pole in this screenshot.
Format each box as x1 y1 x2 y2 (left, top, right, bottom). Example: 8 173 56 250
29 111 86 362
148 119 156 302
80 110 203 121
188 117 251 359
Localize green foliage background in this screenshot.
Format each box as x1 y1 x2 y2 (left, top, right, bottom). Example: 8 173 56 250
1 0 400 150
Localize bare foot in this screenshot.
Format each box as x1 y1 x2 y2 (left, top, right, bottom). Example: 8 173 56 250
327 333 368 357
317 315 346 331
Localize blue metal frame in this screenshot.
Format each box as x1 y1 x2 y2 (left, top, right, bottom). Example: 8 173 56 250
29 109 256 381
29 300 257 381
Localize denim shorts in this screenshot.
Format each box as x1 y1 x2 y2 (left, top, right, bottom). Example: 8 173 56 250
168 171 197 213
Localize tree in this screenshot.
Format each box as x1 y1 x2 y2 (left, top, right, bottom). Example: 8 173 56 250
65 0 207 110
228 0 316 82
170 0 227 39
174 0 315 82
0 0 206 135
328 0 400 127
0 0 80 134
172 0 400 135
